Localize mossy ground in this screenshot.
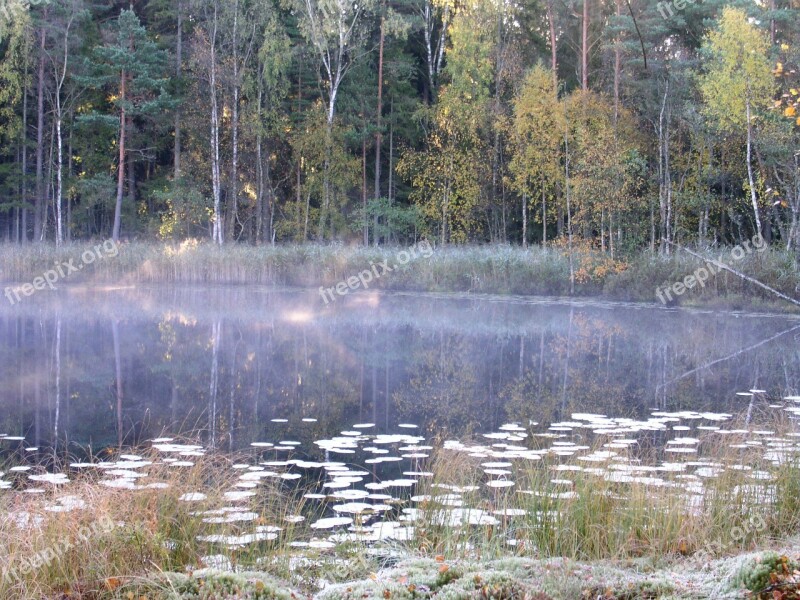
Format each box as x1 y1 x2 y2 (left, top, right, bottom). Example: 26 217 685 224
111 543 800 600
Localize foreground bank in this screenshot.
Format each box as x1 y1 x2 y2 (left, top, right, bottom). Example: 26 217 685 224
2 405 800 599
106 549 800 599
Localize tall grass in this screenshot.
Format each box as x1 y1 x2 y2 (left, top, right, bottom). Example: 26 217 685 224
404 413 800 563
0 446 351 599
1 412 799 598
0 240 797 307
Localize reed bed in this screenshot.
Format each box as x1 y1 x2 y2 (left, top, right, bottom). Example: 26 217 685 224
0 240 797 306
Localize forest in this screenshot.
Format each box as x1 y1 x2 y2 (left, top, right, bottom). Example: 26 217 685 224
0 0 798 252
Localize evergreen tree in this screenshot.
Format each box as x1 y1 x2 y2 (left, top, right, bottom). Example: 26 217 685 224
79 8 172 241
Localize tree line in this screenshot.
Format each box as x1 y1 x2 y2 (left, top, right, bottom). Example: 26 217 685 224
0 0 797 252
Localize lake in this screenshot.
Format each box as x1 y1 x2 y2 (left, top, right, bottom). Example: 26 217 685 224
1 285 798 455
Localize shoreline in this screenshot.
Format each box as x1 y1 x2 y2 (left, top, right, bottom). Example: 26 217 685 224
0 241 798 313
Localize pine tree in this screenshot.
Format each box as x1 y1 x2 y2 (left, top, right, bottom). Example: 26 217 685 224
79 9 172 242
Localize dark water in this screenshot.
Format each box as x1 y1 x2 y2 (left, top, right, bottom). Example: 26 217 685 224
1 286 799 454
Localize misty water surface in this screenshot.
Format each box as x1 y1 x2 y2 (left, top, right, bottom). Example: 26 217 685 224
1 286 799 454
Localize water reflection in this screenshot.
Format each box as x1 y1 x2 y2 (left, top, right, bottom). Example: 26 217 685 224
0 286 798 454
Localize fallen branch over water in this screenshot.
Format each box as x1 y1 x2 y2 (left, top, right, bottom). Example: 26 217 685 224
668 240 800 309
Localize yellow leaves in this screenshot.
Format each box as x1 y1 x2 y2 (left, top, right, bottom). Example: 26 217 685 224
785 106 797 117
796 116 800 126
700 8 775 130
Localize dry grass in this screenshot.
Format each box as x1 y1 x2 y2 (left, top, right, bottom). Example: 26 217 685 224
1 410 799 598
0 240 797 306
0 447 329 599
405 411 800 564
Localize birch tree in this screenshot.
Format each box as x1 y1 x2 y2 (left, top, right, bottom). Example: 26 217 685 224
699 7 775 240
295 0 373 239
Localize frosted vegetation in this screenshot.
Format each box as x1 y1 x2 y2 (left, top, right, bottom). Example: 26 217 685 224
2 398 800 598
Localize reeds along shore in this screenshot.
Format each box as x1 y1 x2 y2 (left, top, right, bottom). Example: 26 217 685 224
0 241 798 308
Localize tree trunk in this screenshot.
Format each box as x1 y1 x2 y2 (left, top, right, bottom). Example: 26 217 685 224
542 183 547 243
564 100 574 294
127 117 135 205
374 11 385 245
435 5 449 82
112 68 126 243
34 17 46 242
492 8 503 244
423 0 434 102
67 120 72 241
318 118 334 240
657 82 668 254
54 14 71 247
227 0 240 243
21 52 29 244
363 134 369 246
209 2 223 245
769 0 776 44
296 62 304 241
522 191 527 249
256 70 264 244
745 96 762 239
388 95 394 205
613 0 621 121
55 104 63 246
174 2 182 178
581 0 589 91
601 207 605 252
547 0 558 90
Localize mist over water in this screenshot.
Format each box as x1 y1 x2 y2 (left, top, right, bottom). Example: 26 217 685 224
1 286 798 454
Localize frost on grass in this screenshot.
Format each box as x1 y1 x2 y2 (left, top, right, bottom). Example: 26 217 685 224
314 550 800 600
127 570 299 600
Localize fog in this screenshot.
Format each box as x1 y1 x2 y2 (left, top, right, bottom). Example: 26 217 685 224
1 286 797 454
